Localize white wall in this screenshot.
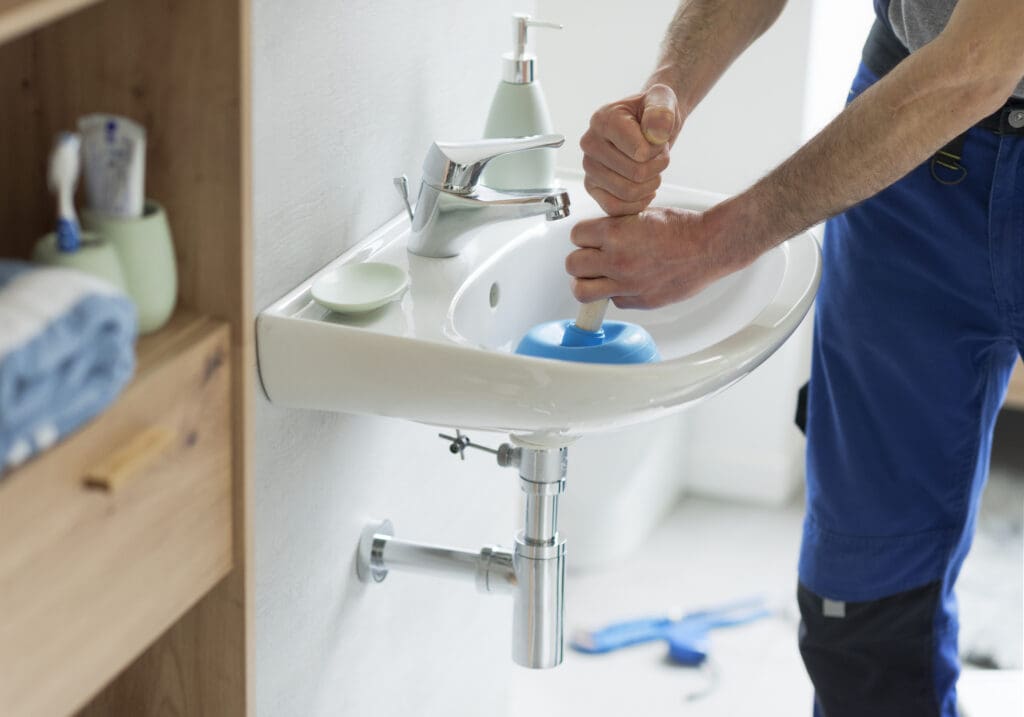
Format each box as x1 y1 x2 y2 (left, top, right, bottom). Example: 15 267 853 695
251 2 531 715
250 3 879 714
803 2 877 139
683 2 876 505
536 0 814 194
535 0 818 505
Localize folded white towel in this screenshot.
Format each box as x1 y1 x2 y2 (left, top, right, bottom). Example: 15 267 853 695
0 261 137 474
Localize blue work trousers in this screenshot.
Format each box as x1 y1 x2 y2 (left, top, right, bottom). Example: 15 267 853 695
799 63 1024 716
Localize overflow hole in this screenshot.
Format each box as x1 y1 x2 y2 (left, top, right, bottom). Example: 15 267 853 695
489 282 501 309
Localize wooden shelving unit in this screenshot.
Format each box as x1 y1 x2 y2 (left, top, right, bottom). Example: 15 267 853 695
0 312 233 716
0 0 252 715
0 0 103 44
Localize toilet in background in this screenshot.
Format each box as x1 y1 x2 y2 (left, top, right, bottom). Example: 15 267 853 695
560 411 690 571
561 316 813 570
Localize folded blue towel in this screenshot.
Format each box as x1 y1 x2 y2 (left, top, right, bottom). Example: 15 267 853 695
0 261 137 475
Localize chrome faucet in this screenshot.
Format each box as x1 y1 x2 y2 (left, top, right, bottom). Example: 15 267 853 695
395 134 571 258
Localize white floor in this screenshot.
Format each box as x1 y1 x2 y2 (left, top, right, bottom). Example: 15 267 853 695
509 411 1024 717
959 410 1024 671
509 498 814 717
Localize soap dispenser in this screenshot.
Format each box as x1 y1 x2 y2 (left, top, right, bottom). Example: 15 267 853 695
482 13 562 189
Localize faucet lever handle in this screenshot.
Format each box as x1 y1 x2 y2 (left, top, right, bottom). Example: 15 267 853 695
424 134 565 193
393 175 414 222
435 134 565 166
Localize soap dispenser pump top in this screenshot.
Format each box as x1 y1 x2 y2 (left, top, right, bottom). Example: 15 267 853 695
503 13 562 84
483 14 563 190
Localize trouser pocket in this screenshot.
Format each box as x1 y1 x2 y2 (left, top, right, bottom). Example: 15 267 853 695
797 581 946 717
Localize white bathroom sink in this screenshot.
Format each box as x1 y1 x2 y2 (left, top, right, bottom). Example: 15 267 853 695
256 174 821 444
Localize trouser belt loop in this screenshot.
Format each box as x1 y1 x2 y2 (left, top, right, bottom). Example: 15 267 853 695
862 20 969 185
930 133 968 186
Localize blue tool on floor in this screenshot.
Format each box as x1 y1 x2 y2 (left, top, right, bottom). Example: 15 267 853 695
569 597 772 666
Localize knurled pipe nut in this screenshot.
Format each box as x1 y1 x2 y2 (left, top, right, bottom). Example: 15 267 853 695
519 478 566 495
515 534 567 560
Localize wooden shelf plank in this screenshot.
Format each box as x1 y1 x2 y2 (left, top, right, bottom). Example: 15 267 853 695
0 305 225 489
0 0 103 44
0 312 228 503
135 310 225 375
0 309 233 716
0 309 216 485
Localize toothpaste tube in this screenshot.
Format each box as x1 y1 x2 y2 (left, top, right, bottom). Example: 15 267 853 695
77 114 146 218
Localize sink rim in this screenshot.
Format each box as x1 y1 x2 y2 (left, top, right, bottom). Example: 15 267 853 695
255 175 822 443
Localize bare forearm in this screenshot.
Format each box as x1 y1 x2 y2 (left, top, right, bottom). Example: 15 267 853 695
646 0 788 114
707 1 1024 267
569 0 1024 310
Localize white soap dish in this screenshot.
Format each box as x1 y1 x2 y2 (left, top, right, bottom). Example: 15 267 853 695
310 262 409 314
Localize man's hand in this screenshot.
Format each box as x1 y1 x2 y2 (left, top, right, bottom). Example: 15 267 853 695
566 207 750 309
565 0 789 312
579 84 683 216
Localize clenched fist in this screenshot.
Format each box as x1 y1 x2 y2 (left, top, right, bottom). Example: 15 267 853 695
579 83 683 216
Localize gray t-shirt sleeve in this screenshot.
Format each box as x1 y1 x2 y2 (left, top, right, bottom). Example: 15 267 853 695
888 0 1024 98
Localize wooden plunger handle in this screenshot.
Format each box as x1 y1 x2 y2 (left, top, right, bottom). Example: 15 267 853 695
573 89 673 333
575 299 609 332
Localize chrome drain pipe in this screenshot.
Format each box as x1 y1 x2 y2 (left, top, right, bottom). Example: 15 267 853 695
512 446 567 669
356 437 568 669
358 522 517 594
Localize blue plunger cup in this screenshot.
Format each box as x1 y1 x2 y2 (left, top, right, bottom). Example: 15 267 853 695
515 298 660 365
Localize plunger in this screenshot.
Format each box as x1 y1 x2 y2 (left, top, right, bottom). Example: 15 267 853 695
515 296 661 365
515 89 674 365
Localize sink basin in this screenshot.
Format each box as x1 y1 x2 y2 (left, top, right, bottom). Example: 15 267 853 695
256 173 821 444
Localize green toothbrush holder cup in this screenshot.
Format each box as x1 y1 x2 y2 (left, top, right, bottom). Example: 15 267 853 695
83 200 178 335
32 231 127 291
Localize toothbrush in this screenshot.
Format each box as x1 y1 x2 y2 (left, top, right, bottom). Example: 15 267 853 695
48 132 83 252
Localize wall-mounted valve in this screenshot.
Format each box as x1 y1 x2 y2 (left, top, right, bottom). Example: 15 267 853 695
437 430 519 465
356 432 567 669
